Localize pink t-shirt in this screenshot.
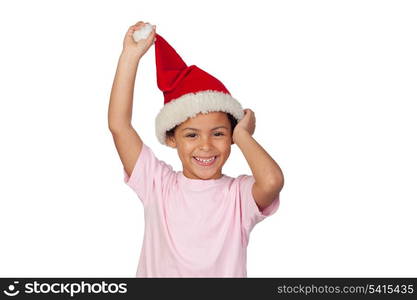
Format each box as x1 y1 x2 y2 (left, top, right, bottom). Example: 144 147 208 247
123 144 280 277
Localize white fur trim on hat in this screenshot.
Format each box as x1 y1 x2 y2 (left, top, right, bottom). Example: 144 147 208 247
155 90 244 145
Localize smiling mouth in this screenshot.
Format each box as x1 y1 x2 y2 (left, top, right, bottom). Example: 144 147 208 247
193 156 217 167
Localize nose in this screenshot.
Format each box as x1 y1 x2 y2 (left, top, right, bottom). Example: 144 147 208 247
199 135 212 151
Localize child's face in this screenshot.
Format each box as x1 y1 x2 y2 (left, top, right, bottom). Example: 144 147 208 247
166 111 232 180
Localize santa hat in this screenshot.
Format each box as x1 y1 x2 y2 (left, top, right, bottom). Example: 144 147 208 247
154 33 244 145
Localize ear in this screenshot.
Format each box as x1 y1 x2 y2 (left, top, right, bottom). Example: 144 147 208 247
165 135 177 148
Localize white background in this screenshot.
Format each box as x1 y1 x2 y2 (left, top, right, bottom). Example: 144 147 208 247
0 0 416 277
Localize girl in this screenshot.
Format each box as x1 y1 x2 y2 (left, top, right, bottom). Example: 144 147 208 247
108 21 284 277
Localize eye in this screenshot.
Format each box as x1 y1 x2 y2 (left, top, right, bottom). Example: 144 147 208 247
185 133 197 138
213 132 225 137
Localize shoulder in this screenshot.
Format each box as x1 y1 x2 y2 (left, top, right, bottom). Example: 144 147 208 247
142 144 175 170
225 174 254 192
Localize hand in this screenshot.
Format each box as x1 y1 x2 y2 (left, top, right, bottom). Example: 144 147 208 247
122 21 156 59
232 108 256 143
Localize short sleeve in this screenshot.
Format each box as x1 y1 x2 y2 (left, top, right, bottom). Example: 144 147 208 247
123 144 175 205
238 175 280 242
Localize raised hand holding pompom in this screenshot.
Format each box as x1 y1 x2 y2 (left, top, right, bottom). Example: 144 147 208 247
123 21 156 59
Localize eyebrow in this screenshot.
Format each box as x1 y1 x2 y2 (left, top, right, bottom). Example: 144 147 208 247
181 126 229 131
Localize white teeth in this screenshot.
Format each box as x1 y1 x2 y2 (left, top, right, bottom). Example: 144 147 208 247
194 156 215 163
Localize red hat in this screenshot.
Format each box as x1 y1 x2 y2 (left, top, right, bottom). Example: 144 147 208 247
154 34 244 145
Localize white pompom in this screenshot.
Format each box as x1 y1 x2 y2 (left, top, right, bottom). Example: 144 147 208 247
133 23 153 42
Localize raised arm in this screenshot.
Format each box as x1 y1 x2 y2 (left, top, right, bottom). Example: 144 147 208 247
108 21 156 177
233 109 284 211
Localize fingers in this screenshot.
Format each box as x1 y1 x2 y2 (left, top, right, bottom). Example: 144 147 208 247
151 26 157 43
127 21 147 34
133 21 145 29
128 23 143 34
243 108 254 117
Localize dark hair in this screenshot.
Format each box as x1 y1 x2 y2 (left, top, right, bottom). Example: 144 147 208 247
166 112 238 138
